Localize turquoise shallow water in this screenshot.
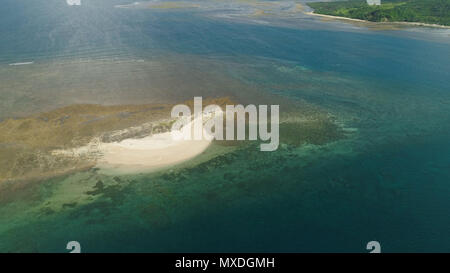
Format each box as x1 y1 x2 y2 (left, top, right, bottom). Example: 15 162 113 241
0 0 449 252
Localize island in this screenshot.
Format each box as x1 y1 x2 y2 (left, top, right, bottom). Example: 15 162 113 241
307 0 450 26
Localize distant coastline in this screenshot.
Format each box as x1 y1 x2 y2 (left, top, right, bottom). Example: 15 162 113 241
307 0 450 29
306 11 450 29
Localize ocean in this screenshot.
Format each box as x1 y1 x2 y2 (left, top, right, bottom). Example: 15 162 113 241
0 0 449 252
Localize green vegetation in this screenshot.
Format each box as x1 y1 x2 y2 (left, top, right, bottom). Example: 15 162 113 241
308 0 450 26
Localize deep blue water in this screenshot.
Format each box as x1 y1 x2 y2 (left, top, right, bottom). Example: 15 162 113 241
0 0 449 252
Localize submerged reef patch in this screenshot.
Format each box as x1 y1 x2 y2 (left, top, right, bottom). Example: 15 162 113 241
0 98 233 184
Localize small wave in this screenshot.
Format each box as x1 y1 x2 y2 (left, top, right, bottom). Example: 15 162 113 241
67 0 81 6
115 2 139 9
8 61 34 66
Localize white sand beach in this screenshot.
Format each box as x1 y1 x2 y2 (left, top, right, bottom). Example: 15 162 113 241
97 113 218 173
96 132 212 174
53 112 221 174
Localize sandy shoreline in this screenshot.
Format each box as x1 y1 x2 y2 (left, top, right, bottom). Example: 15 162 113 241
53 113 219 174
306 11 450 29
96 132 212 174
97 114 217 173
